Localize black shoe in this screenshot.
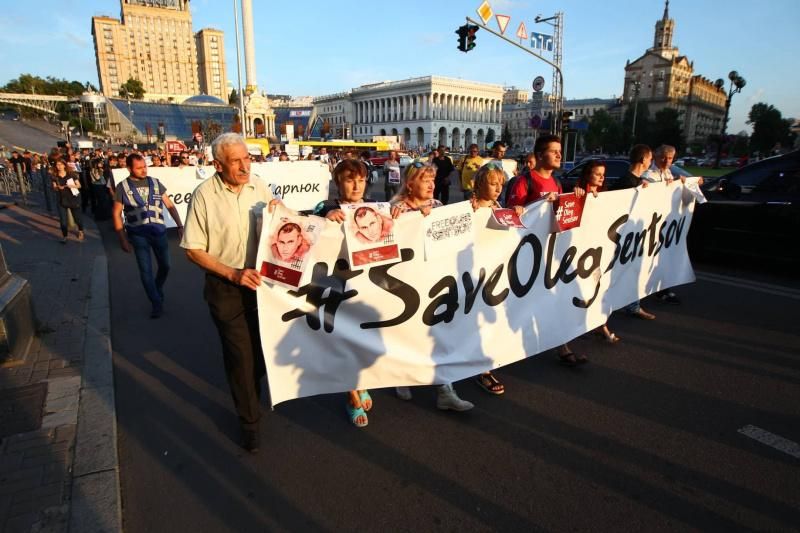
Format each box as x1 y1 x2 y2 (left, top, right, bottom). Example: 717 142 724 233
657 292 681 305
150 306 163 319
241 429 260 454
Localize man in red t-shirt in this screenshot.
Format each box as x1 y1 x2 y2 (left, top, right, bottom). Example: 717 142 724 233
507 134 580 207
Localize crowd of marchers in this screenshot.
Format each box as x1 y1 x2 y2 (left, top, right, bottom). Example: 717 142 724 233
1 133 697 452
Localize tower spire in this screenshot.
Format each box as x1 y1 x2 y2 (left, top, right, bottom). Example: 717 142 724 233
663 0 670 20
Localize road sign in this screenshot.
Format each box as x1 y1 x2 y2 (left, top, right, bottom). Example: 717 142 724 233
476 0 492 25
530 115 542 129
495 14 510 35
516 22 528 40
531 31 554 51
532 76 545 92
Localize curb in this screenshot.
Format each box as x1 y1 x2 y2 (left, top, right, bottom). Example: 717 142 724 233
69 256 122 532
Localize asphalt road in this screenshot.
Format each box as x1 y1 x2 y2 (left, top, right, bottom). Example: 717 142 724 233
0 118 64 154
99 219 800 532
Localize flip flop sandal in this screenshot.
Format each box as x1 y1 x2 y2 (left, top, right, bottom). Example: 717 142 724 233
358 390 373 412
574 352 589 364
558 352 579 367
606 333 621 343
475 372 505 395
346 403 368 428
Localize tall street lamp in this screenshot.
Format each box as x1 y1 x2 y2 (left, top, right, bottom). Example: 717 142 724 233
714 70 746 168
629 78 642 144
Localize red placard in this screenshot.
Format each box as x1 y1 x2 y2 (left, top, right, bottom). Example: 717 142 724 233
165 140 188 155
351 244 400 267
553 193 585 232
491 208 526 228
260 261 302 287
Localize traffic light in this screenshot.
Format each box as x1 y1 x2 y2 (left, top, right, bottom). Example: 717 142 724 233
562 111 573 130
456 25 468 52
466 24 478 51
456 24 479 53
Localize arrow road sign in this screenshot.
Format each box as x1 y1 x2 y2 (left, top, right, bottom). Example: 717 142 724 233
532 76 545 92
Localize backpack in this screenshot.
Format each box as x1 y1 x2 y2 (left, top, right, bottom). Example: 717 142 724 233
504 172 562 206
504 173 533 206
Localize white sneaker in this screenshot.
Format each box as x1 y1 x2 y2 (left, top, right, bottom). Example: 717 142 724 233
395 386 412 400
436 384 474 411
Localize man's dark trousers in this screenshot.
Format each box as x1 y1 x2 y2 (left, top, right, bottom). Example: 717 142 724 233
204 274 265 431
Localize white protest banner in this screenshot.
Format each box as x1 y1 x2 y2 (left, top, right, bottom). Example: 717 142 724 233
113 160 330 228
257 180 699 406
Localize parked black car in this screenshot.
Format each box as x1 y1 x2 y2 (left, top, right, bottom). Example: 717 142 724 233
689 150 800 262
558 158 695 191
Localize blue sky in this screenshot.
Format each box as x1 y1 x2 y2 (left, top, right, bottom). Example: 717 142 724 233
1 0 797 134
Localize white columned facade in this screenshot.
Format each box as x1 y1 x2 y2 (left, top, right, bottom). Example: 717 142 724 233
315 76 502 150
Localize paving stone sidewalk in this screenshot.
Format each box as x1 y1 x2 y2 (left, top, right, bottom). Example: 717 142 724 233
0 195 120 533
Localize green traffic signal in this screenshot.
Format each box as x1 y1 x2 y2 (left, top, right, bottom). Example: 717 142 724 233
466 25 478 51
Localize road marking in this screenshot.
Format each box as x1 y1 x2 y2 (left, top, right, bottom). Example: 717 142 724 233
696 272 800 300
738 425 800 459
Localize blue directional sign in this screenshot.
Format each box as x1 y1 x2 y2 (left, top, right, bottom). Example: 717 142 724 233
530 31 553 52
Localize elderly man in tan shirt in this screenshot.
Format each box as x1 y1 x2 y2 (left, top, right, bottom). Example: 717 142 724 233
181 132 280 454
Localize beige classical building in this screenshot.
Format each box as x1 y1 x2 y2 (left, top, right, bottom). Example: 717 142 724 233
195 28 228 102
622 1 726 142
314 76 504 150
92 0 227 103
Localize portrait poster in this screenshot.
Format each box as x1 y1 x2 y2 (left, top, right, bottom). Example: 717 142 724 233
342 202 400 268
490 208 526 228
422 201 475 260
258 207 323 289
553 193 585 232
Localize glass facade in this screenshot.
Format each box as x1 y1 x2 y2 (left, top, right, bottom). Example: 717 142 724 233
108 98 237 141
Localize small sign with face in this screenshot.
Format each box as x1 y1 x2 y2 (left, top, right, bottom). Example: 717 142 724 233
342 202 400 268
260 213 323 288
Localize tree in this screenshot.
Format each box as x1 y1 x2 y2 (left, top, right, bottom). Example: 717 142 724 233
500 124 513 147
747 102 795 155
622 101 651 148
1 73 89 97
229 88 240 106
585 109 624 154
119 78 145 100
649 108 685 153
202 119 223 144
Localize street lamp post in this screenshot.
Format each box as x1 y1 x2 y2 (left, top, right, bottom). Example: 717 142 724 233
630 78 642 144
714 70 746 168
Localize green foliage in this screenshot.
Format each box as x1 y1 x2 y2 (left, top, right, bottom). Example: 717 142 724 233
747 102 795 154
622 101 650 146
500 124 513 147
229 88 240 105
649 108 685 152
119 78 145 100
1 73 88 96
585 109 624 154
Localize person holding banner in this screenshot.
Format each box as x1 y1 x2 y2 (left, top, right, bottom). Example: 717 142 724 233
507 135 588 366
616 144 657 321
113 154 184 319
181 133 281 454
576 160 620 343
390 163 474 411
469 164 526 394
314 158 381 427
